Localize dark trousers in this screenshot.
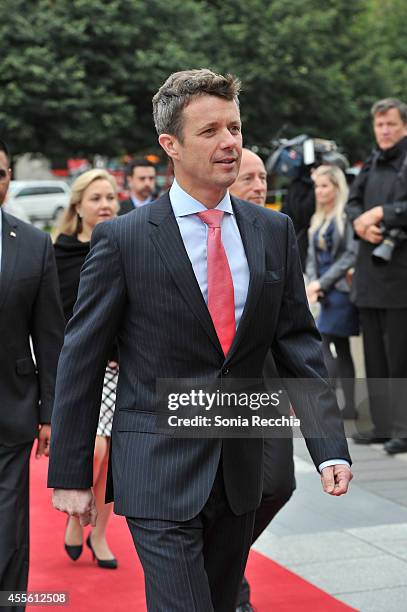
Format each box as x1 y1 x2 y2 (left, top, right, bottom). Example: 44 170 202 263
0 442 33 612
237 435 295 607
126 463 255 612
360 307 407 437
321 334 356 412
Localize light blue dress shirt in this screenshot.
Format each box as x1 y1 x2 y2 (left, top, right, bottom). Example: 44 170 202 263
168 179 349 474
131 195 153 208
169 179 249 330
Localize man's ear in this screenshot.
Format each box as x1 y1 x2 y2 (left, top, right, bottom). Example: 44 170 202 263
159 133 180 160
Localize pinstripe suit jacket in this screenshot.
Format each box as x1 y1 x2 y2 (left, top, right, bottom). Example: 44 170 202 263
48 193 351 520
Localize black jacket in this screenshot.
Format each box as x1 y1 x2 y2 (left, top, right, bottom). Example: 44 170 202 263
54 233 90 323
346 136 407 308
281 176 315 270
54 233 118 362
118 198 135 216
0 211 64 445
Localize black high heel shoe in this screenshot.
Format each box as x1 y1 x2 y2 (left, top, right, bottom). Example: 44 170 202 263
64 517 83 561
86 534 118 569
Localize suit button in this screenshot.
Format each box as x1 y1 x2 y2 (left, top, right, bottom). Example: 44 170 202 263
222 367 230 375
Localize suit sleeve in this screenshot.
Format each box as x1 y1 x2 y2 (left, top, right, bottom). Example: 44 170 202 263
271 217 351 468
48 222 126 489
30 234 65 424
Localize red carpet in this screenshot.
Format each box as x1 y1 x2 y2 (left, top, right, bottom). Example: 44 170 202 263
29 454 356 611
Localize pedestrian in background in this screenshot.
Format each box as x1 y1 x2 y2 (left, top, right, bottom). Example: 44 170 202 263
306 165 359 420
119 159 157 215
346 98 407 452
0 139 64 610
53 169 119 569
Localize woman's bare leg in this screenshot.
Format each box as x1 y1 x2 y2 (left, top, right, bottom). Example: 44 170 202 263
89 436 115 560
64 515 82 546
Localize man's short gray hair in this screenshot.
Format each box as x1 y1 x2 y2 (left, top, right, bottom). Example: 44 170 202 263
371 98 407 123
152 69 241 142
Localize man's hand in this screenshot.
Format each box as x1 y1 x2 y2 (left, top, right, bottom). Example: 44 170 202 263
52 488 97 527
321 464 353 496
353 206 384 243
36 424 51 458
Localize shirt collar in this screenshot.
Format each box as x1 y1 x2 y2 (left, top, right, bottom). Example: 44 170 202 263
131 194 152 207
169 179 233 217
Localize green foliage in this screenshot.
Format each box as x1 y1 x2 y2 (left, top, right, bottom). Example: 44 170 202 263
206 0 398 160
0 0 214 157
0 0 405 161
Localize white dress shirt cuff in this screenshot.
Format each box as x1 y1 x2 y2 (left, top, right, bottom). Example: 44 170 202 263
318 459 350 472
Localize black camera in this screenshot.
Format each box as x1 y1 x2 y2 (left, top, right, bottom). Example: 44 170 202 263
372 225 407 264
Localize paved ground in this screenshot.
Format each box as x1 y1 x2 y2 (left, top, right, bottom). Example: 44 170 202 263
254 338 407 612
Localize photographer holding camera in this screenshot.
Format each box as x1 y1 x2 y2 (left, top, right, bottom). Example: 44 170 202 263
346 98 407 454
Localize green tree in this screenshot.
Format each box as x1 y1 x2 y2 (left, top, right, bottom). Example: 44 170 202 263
0 0 215 158
365 0 407 101
0 0 405 162
205 0 390 160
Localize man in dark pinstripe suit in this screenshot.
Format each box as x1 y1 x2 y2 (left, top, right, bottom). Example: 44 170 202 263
230 149 295 612
49 70 352 612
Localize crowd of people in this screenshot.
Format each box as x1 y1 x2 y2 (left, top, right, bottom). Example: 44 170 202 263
304 98 407 454
1 67 406 612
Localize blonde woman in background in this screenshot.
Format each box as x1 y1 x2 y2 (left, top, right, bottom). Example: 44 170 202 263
306 165 359 420
53 169 119 568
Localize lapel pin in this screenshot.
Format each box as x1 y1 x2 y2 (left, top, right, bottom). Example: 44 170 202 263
10 231 16 238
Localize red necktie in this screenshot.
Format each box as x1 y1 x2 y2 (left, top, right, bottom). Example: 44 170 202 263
197 210 235 356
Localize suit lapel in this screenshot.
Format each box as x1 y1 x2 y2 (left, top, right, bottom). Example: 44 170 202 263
226 198 265 359
0 211 19 314
148 194 223 356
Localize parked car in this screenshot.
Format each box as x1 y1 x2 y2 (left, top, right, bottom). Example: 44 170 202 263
5 180 70 222
2 198 31 223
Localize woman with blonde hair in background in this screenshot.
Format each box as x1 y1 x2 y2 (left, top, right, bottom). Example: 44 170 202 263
306 165 359 420
53 169 119 568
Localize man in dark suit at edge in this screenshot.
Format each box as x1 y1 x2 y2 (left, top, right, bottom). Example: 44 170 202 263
49 70 352 612
0 139 64 610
